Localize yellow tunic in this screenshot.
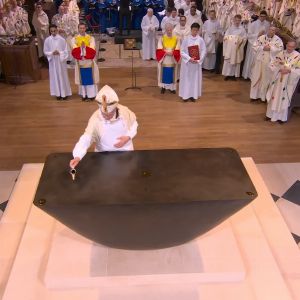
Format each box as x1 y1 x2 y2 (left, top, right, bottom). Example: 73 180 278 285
73 34 93 48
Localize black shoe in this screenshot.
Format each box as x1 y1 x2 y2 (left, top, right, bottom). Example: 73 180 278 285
232 77 237 81
170 90 176 94
81 96 88 101
66 61 71 64
183 99 188 102
190 98 196 102
62 96 68 100
264 116 271 121
177 79 180 83
224 76 230 81
278 120 286 124
161 88 166 94
250 98 258 102
56 96 62 100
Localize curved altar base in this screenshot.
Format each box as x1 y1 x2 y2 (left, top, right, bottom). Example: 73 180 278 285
44 219 245 289
1 159 300 300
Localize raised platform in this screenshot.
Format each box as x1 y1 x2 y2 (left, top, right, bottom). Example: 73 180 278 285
1 158 300 299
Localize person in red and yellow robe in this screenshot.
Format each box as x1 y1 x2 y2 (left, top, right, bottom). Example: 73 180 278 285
71 23 99 101
156 23 181 94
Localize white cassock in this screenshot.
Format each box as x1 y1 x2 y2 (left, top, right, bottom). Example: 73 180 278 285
179 35 207 100
160 16 168 33
160 16 179 33
292 9 300 48
32 11 49 57
14 7 31 35
44 34 72 98
242 19 270 79
186 13 203 32
250 34 283 101
174 0 185 10
266 50 300 122
202 18 222 70
0 23 6 35
141 15 159 60
222 25 247 77
3 14 17 35
72 105 138 159
173 24 191 42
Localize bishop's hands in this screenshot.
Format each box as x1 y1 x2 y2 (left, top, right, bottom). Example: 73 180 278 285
263 45 270 51
70 157 80 169
114 136 131 148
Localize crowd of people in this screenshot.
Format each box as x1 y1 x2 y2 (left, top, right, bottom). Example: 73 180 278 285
0 0 299 124
140 1 300 123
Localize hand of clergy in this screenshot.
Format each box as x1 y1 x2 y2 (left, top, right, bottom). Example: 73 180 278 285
53 50 60 55
114 136 131 148
189 58 198 64
166 51 173 56
263 45 270 51
81 41 86 47
70 157 80 169
280 68 291 75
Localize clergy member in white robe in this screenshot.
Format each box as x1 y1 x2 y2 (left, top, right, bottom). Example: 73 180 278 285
173 15 191 42
250 26 283 101
265 40 300 123
160 7 172 33
202 9 222 70
179 22 207 101
222 14 247 79
186 5 203 32
3 3 17 35
141 8 159 60
44 25 72 100
71 23 99 100
70 85 138 169
242 10 270 79
32 3 49 58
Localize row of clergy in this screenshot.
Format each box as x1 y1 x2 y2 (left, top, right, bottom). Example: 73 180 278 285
32 0 79 58
202 0 300 47
44 19 300 124
155 12 300 123
142 9 272 77
0 0 30 36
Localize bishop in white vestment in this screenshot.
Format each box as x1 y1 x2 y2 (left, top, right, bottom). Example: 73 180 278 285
179 22 207 101
70 85 138 169
141 8 159 60
266 41 300 123
250 27 283 101
44 25 72 100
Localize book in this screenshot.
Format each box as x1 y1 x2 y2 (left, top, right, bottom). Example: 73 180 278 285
188 45 200 60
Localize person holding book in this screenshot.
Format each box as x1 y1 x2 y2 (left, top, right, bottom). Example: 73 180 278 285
156 23 181 94
179 22 206 102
